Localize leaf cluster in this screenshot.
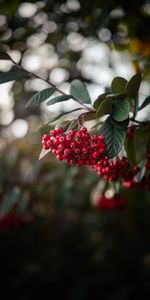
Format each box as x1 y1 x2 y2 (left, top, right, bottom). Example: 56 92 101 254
0 54 149 162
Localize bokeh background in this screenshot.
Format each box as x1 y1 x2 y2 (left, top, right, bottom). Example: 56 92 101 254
0 0 150 298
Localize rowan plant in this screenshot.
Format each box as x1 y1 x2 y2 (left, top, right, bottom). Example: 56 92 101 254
0 49 150 210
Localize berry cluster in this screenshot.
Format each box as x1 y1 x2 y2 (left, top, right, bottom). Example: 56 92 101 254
94 156 140 183
0 214 33 231
42 127 106 166
123 153 150 188
96 194 127 210
42 127 150 191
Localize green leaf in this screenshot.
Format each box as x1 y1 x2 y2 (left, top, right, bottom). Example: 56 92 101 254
93 93 107 109
138 95 150 111
84 112 96 121
106 93 127 100
0 68 28 84
124 136 137 166
25 88 55 108
0 51 11 60
39 148 51 160
134 138 147 164
126 73 142 99
46 94 71 106
70 79 91 104
135 125 150 141
128 98 135 110
112 98 130 121
99 116 126 158
111 76 128 93
110 117 129 129
47 108 83 124
134 127 150 164
96 99 112 118
93 93 126 110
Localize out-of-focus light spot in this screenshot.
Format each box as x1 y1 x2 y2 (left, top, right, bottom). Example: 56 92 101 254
22 54 42 71
18 2 37 18
44 54 58 69
43 98 79 114
142 2 150 16
111 51 134 79
83 43 110 63
105 189 115 198
44 21 57 33
80 63 114 85
27 32 47 48
37 43 55 56
0 14 7 27
98 28 111 42
114 63 134 79
139 81 150 98
63 99 82 113
8 50 21 63
0 60 12 71
66 0 80 11
1 29 12 41
88 84 104 101
33 12 47 25
58 82 70 94
0 82 14 107
49 68 69 85
65 21 79 32
14 27 26 39
57 40 68 54
0 110 14 126
110 8 124 18
36 1 46 9
60 4 70 13
25 79 48 92
11 119 28 138
67 33 88 51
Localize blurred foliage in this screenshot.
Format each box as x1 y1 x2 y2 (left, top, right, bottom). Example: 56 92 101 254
0 135 99 214
0 0 150 298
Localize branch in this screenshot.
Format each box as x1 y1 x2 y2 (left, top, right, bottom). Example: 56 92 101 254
9 55 94 112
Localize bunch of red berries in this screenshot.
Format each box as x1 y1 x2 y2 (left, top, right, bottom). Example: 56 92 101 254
123 153 150 188
96 194 127 210
42 127 106 166
95 156 140 183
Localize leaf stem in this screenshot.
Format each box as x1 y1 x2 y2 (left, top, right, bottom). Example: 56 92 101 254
130 118 149 125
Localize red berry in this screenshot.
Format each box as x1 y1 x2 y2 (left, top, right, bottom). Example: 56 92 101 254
67 129 75 136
